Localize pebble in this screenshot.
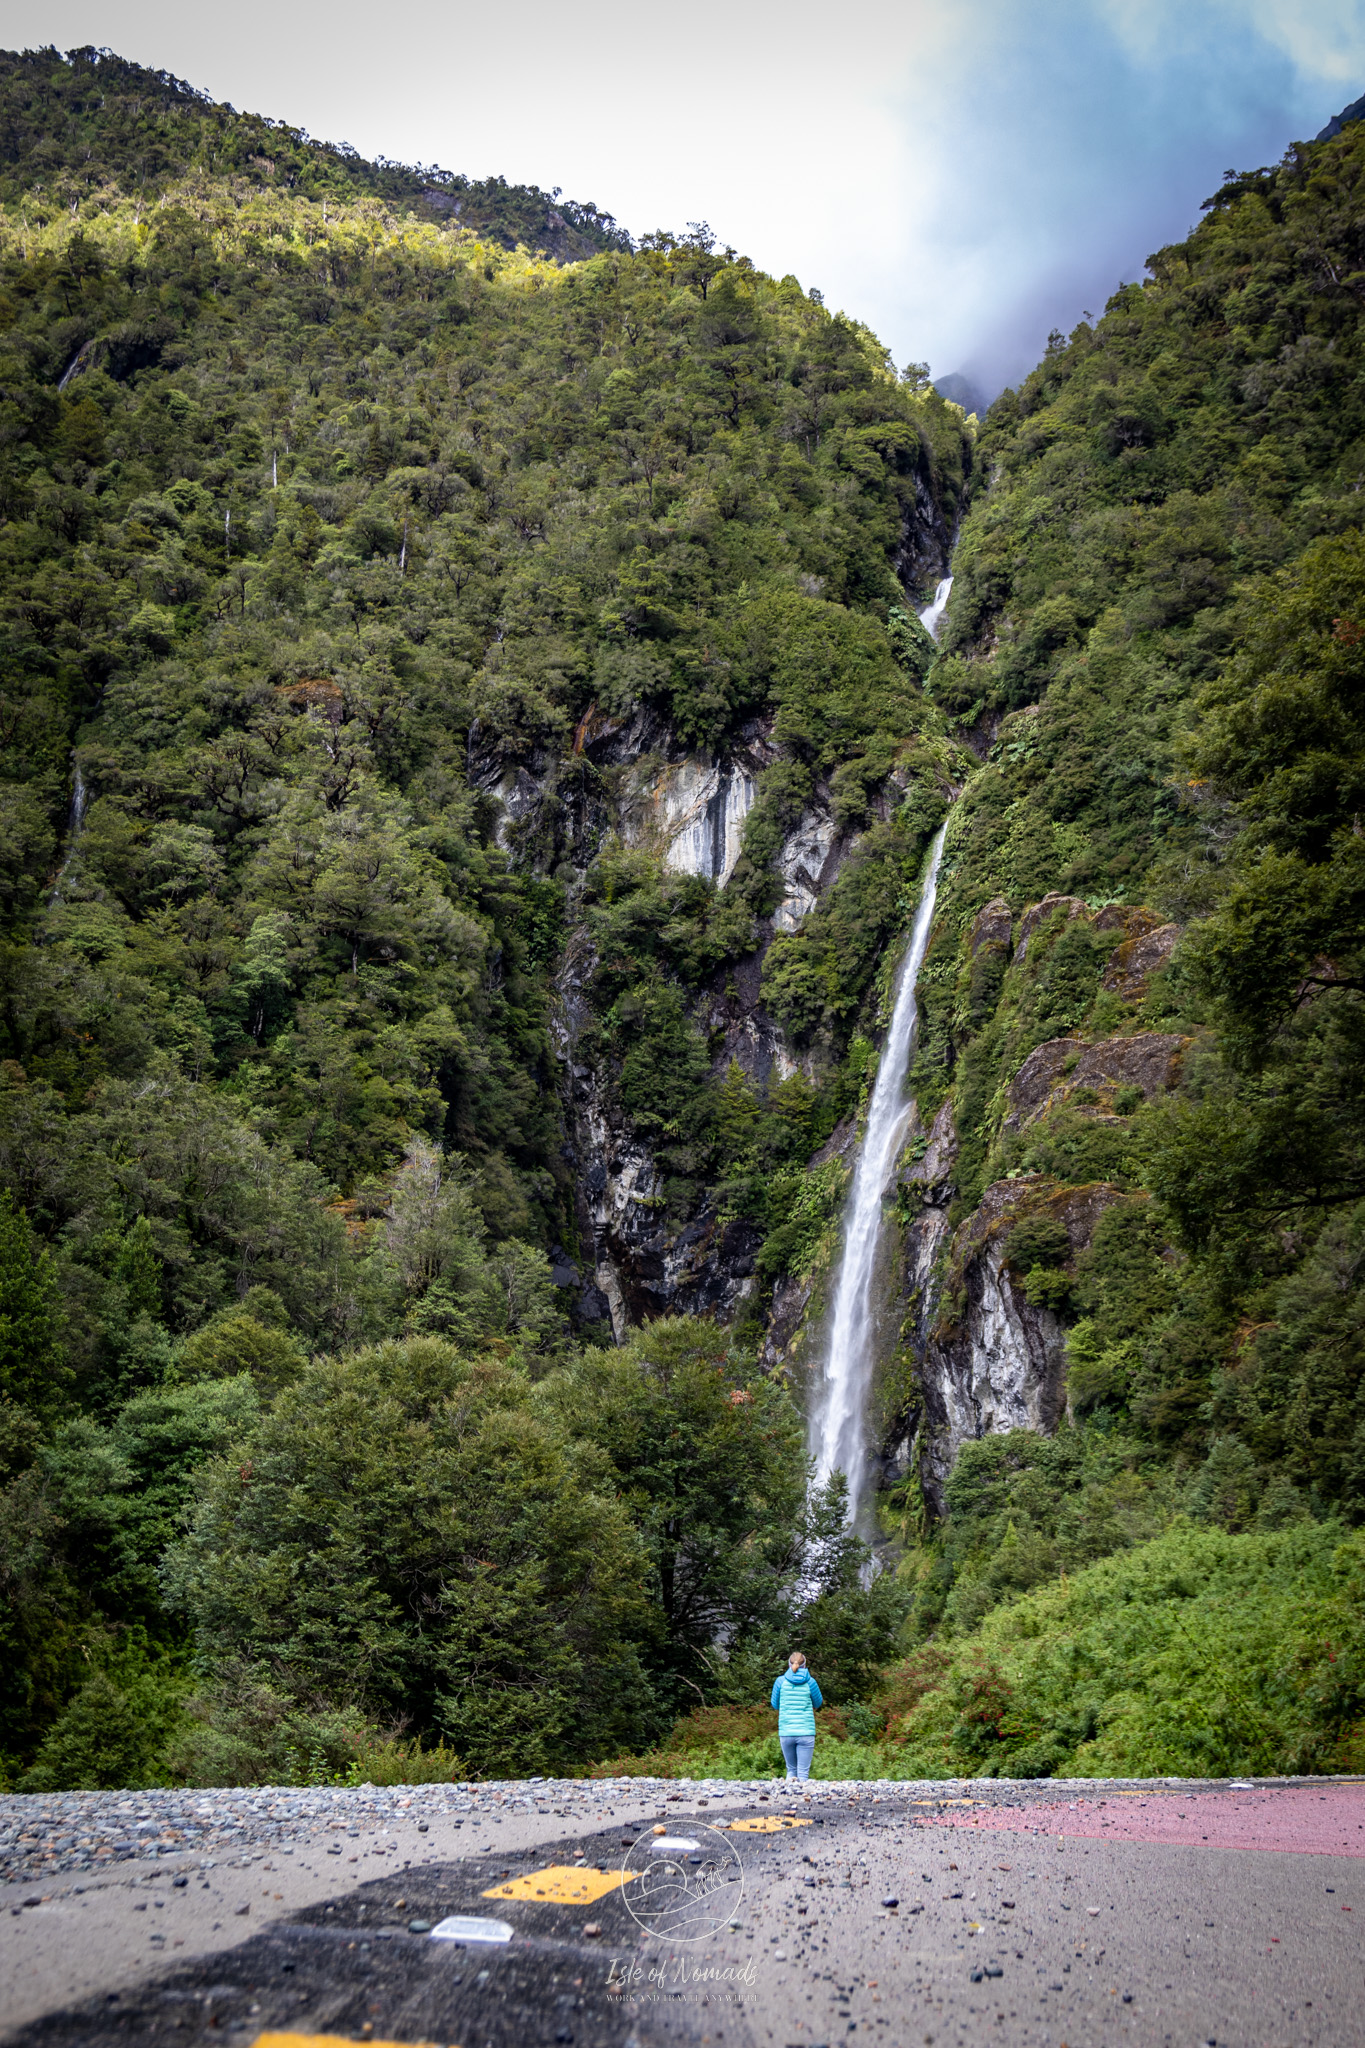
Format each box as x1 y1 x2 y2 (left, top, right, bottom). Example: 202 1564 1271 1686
2 1772 1232 1888
0 1775 841 1887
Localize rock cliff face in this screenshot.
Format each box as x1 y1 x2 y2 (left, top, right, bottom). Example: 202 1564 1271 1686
530 706 866 1338
494 677 1185 1518
620 750 761 886
893 1174 1124 1511
552 901 771 1340
875 893 1187 1512
1002 1031 1189 1135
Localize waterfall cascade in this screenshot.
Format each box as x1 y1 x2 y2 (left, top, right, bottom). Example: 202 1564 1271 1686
48 759 87 904
809 819 949 1522
918 575 953 641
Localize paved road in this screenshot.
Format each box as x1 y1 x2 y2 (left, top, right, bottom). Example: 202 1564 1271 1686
4 1781 1362 2048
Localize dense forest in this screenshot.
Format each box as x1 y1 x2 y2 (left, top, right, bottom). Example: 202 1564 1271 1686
0 45 1362 1790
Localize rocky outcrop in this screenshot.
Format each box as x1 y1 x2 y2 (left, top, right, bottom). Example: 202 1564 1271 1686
774 811 841 931
1003 1031 1189 1134
1101 921 1181 998
894 468 957 598
697 949 797 1092
901 1097 959 1204
1015 893 1089 960
968 896 1013 957
553 931 765 1337
892 1176 1125 1511
621 755 758 885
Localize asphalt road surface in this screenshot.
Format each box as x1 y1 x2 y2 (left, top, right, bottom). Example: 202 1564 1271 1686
3 1779 1362 2048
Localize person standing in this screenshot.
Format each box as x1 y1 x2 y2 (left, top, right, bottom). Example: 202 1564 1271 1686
770 1650 823 1781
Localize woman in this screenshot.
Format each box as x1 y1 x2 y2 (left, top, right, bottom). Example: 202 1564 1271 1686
770 1650 823 1782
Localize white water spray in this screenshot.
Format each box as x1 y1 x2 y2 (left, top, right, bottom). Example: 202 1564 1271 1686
918 575 953 641
809 820 949 1523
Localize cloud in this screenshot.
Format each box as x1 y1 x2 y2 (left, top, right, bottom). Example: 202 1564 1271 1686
875 0 1364 392
10 0 1365 394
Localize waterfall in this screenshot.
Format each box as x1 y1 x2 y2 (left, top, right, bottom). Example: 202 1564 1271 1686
918 576 953 641
47 759 88 904
809 819 949 1524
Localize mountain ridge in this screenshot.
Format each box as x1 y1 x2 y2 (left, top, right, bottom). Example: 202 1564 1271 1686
0 43 632 259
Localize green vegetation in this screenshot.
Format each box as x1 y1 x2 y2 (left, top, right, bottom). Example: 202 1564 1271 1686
889 127 1365 1572
3 49 1365 1790
0 43 971 1788
0 44 631 253
600 1511 1365 1781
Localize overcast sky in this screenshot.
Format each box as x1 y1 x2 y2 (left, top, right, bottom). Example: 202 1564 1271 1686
10 0 1365 396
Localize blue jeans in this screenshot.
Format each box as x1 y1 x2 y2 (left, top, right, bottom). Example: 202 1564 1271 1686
781 1735 815 1780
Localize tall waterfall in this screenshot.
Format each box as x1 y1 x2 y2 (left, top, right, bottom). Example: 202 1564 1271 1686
918 575 953 641
809 819 949 1523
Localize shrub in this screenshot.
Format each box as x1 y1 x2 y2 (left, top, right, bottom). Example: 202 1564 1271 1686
19 1645 189 1792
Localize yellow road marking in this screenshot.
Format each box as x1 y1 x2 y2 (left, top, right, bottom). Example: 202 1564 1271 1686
482 1864 636 1904
253 2035 446 2048
728 1815 814 1832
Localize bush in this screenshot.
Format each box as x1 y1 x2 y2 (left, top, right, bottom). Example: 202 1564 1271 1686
162 1670 380 1788
163 1673 467 1787
19 1645 189 1791
164 1338 653 1776
883 1521 1365 1779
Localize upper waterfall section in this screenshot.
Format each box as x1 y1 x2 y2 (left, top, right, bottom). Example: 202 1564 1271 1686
918 577 953 642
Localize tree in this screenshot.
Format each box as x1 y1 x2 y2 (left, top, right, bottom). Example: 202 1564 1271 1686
545 1317 805 1720
0 1193 65 1418
164 1339 652 1774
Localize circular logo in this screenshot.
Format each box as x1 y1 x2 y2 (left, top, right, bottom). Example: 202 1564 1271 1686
619 1823 745 1944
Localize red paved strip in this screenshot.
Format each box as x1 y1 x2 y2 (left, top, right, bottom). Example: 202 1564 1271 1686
917 1784 1365 1856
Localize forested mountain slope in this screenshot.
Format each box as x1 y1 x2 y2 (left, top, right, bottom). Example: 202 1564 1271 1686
593 120 1365 1784
0 45 630 256
855 118 1365 1777
0 47 970 1786
2 44 1363 1791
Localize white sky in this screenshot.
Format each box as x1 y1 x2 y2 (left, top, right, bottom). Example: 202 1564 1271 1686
8 0 1365 393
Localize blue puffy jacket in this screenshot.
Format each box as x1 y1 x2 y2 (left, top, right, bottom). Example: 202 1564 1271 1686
770 1666 823 1736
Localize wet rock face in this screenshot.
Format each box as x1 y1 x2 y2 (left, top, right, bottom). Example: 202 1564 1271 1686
621 754 759 885
909 1179 1125 1512
895 467 956 598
